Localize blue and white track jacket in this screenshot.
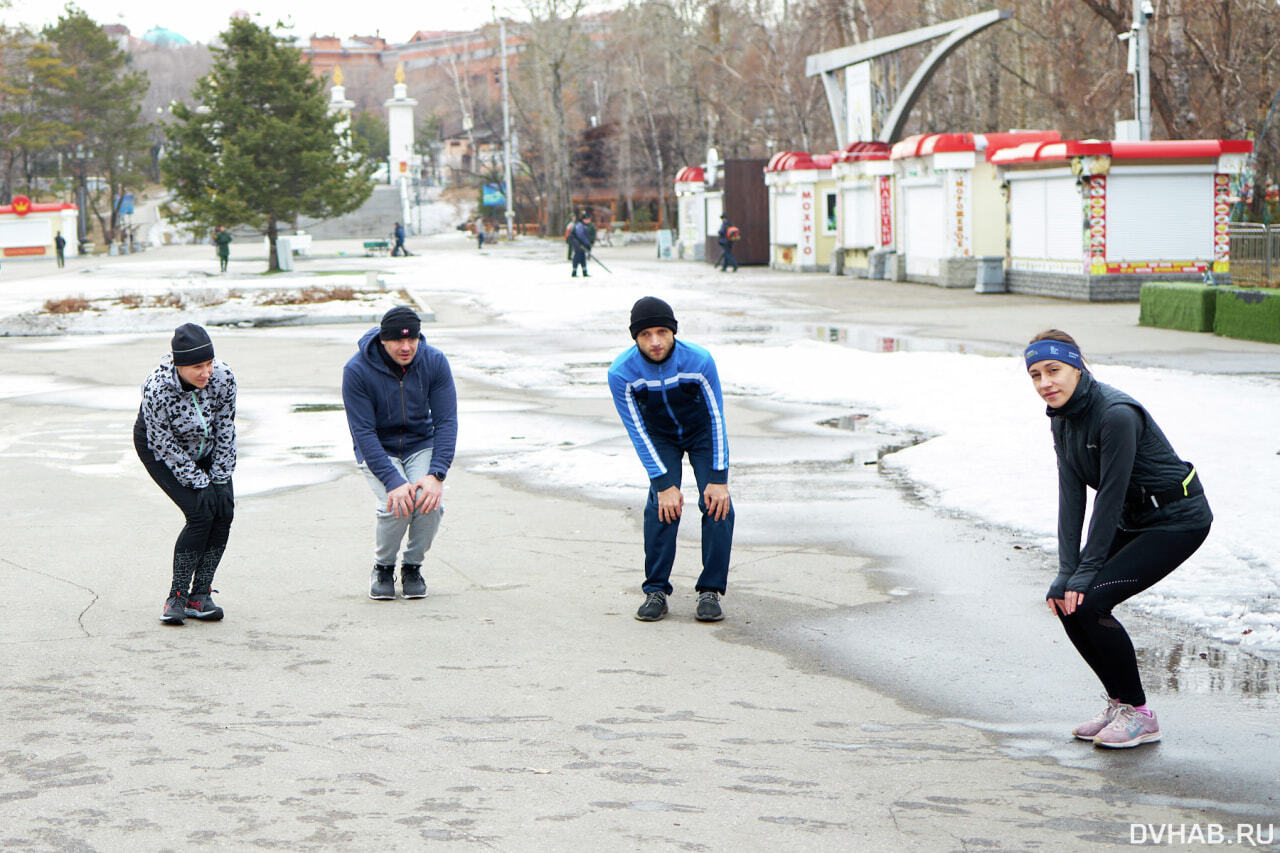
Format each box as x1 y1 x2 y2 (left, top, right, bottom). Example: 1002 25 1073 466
607 339 729 491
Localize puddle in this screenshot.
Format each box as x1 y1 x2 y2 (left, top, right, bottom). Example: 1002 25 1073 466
816 411 930 464
802 323 1016 356
818 413 869 431
1141 633 1280 698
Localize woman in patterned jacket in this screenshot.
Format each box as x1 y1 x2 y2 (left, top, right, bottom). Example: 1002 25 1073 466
134 323 237 625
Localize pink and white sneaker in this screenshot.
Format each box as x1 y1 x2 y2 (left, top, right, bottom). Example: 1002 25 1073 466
1094 704 1161 748
1072 696 1122 741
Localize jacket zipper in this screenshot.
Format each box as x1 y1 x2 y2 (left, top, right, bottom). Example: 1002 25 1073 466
398 373 406 458
656 358 683 441
191 390 209 459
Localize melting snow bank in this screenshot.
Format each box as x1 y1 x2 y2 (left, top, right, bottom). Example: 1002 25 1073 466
0 286 405 335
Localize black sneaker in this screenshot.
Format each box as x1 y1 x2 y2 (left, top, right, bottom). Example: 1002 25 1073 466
401 564 426 599
161 592 186 625
369 565 396 600
695 590 724 622
185 590 224 621
635 591 668 622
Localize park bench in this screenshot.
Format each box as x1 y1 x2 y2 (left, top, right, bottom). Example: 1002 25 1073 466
363 239 390 256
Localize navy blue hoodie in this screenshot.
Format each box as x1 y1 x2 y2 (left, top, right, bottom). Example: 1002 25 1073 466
342 327 458 491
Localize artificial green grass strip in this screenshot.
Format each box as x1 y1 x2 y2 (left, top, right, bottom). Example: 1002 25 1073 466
1138 281 1215 332
1214 287 1280 343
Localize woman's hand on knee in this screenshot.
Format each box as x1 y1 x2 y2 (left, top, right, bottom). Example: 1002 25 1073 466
1047 590 1085 616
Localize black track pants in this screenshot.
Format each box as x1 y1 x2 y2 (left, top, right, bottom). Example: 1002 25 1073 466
1057 525 1210 706
134 416 233 595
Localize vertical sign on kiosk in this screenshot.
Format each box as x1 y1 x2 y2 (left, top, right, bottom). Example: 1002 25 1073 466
949 172 970 256
877 176 893 248
1087 176 1107 275
1212 174 1231 274
800 187 814 260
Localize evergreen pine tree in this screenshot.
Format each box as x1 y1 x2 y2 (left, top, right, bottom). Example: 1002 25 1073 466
43 8 149 249
162 17 373 270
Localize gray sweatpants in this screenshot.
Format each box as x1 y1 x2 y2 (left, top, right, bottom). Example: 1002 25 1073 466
360 446 443 566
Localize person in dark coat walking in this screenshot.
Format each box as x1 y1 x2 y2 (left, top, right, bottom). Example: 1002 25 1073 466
391 221 409 257
54 232 66 267
213 226 232 272
135 324 237 625
716 214 739 272
569 213 594 277
1026 330 1211 749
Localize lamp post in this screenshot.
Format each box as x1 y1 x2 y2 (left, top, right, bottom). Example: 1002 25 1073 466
496 4 516 239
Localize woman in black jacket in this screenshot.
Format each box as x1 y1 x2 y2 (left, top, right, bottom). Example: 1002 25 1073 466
135 324 237 625
1027 330 1211 748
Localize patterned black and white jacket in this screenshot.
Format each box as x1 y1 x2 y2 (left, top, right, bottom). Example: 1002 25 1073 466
138 355 237 488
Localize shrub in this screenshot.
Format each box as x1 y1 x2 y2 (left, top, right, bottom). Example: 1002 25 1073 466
44 297 91 314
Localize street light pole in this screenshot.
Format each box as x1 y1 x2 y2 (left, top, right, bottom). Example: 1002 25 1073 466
1133 0 1153 140
497 5 516 240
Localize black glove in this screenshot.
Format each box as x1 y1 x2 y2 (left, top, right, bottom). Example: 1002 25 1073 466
194 484 217 516
213 481 235 517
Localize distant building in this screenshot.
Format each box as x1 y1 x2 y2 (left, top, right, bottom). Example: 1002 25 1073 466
142 26 191 48
304 35 391 80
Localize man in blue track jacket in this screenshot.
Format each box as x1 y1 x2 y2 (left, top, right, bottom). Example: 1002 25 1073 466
342 306 458 601
607 296 733 623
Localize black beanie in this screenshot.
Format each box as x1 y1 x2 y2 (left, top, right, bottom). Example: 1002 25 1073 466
380 306 421 340
171 323 214 366
629 296 678 339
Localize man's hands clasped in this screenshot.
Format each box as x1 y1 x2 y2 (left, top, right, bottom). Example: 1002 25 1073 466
386 475 444 518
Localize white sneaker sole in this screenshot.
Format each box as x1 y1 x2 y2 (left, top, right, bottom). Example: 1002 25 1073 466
1096 731 1161 748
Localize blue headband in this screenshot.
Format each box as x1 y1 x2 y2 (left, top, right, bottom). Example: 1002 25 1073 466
1025 341 1084 370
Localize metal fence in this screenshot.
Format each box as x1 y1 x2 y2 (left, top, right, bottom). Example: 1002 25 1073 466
1229 223 1280 287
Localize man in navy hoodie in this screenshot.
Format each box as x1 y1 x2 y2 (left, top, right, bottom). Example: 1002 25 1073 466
342 306 458 600
607 297 733 623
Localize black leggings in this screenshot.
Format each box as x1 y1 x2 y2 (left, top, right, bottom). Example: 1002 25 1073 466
134 415 233 595
1057 525 1210 706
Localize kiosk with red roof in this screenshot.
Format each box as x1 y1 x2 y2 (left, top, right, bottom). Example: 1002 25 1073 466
891 131 1059 287
0 197 78 260
674 166 708 261
830 141 893 277
765 151 839 272
991 138 1252 300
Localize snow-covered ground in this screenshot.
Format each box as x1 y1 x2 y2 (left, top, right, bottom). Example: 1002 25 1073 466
1 230 1277 653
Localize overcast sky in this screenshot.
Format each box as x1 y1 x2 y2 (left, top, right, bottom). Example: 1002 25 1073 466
1 0 563 44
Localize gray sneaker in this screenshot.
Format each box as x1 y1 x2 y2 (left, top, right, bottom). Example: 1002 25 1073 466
635 591 668 622
1095 704 1161 748
695 590 724 622
1073 696 1121 741
161 592 187 625
369 565 396 600
401 564 426 599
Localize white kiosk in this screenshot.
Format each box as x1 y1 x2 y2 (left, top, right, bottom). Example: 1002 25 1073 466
0 197 79 260
890 131 1059 287
765 151 838 272
674 166 707 261
992 138 1252 300
831 141 893 277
